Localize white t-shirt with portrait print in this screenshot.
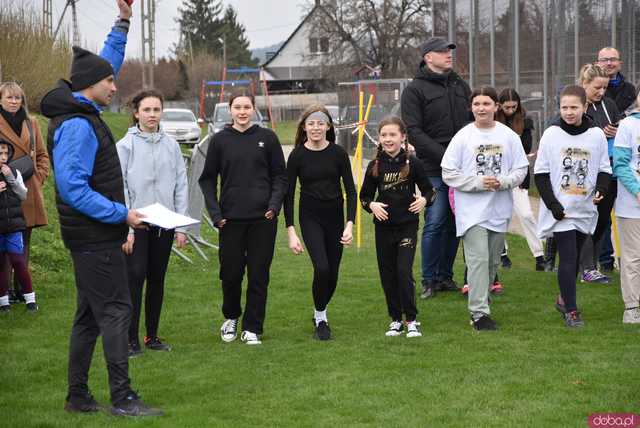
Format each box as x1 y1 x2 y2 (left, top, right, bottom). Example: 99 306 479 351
614 115 640 219
441 122 529 237
534 125 611 238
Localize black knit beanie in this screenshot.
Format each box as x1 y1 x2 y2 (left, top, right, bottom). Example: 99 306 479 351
70 46 114 91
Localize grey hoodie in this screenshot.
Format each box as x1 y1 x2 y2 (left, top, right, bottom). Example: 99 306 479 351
116 125 189 233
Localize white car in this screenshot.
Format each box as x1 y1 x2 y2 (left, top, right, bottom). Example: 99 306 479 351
161 108 202 145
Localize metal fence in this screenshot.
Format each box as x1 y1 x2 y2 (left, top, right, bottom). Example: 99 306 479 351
431 0 639 128
337 1 639 157
336 79 411 158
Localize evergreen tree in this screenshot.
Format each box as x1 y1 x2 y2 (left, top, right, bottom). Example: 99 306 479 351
221 5 258 67
177 0 224 56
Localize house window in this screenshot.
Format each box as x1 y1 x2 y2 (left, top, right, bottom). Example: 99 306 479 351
309 37 318 53
320 37 329 53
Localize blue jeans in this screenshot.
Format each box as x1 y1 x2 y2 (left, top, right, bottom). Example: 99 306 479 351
421 176 459 284
598 223 614 267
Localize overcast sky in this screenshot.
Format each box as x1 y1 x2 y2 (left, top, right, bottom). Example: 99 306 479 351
20 0 307 58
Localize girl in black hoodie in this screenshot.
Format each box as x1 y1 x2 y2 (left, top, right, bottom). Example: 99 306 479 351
199 91 287 345
360 116 434 338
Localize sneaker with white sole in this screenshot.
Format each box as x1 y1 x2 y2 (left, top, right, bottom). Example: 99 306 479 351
385 321 404 337
220 319 238 342
240 330 262 345
580 269 610 284
622 307 640 324
406 321 422 338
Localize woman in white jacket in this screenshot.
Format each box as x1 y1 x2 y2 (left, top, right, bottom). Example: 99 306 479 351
117 89 189 357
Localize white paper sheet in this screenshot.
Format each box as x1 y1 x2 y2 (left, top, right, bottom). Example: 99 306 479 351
136 203 200 229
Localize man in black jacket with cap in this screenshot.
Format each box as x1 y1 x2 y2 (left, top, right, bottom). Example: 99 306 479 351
40 0 162 417
401 37 471 299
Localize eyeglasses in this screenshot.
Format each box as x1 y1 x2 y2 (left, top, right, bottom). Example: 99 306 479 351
597 57 620 63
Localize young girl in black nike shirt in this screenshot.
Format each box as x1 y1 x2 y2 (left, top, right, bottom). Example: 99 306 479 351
284 105 356 341
360 116 434 338
199 90 287 345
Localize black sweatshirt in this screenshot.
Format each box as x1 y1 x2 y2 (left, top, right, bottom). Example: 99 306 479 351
284 143 356 227
360 150 434 227
199 125 287 224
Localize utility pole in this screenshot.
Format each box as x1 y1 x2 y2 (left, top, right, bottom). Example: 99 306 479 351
141 0 156 88
43 0 53 35
52 0 80 44
71 0 80 47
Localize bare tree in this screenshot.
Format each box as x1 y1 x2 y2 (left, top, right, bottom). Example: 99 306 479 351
307 0 437 80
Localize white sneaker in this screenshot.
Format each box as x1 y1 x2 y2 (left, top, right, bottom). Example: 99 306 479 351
406 321 422 338
220 319 238 342
622 307 640 324
240 330 262 345
385 321 404 337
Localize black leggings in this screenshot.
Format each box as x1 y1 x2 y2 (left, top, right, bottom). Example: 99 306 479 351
375 222 418 322
300 208 344 312
126 227 174 342
554 230 587 313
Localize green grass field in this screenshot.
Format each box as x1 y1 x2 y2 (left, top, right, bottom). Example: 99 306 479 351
1 114 638 427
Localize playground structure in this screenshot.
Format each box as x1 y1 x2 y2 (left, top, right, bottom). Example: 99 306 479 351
198 67 276 130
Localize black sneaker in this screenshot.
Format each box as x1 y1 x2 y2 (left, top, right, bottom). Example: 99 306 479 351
438 278 460 292
564 310 584 328
420 281 437 299
64 392 103 413
8 289 22 304
472 315 497 331
128 341 143 358
144 336 171 351
535 256 545 271
26 302 38 312
501 255 512 269
0 304 9 313
110 392 163 417
314 321 331 341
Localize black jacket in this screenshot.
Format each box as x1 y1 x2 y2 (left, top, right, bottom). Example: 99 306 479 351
606 73 637 113
360 150 434 227
199 124 287 225
0 144 26 234
401 62 472 175
586 97 624 130
41 79 128 251
502 116 534 189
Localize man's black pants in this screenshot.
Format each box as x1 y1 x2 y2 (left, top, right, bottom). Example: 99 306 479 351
218 218 277 335
68 247 132 405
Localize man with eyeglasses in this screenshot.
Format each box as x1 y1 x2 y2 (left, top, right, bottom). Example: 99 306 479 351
597 47 637 115
401 37 471 299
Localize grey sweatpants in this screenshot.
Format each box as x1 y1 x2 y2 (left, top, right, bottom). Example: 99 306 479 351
463 225 505 321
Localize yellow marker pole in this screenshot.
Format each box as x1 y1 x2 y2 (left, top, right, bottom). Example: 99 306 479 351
611 210 621 266
355 91 364 248
355 94 374 249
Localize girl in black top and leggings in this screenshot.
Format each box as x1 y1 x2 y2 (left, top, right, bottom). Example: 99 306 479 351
199 90 287 345
284 105 356 340
360 116 434 338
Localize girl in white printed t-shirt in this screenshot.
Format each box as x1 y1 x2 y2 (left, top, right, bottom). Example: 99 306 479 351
441 86 529 331
534 85 612 328
612 88 640 324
